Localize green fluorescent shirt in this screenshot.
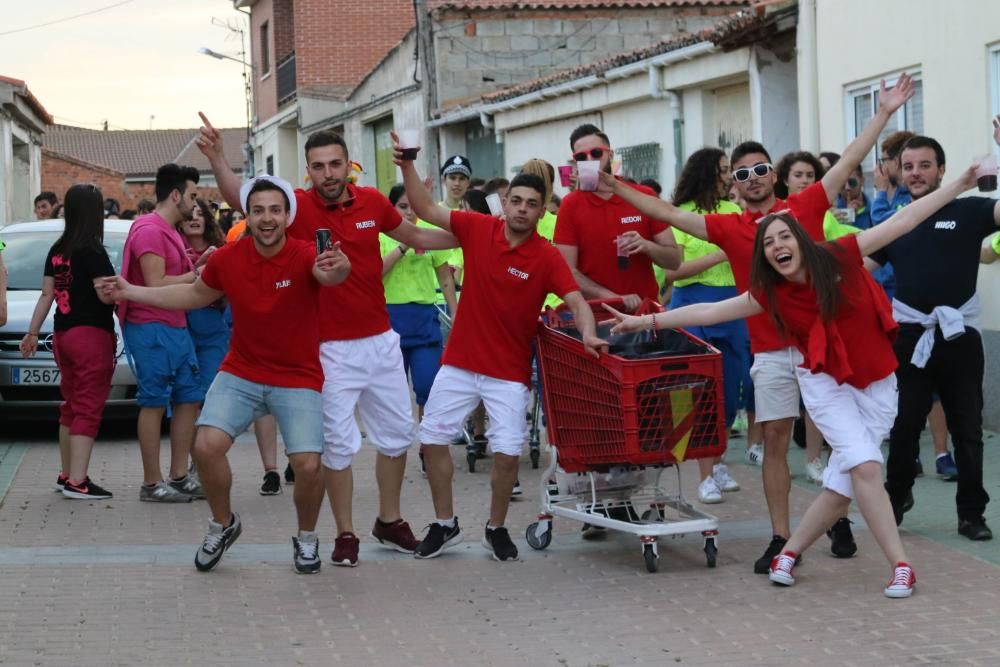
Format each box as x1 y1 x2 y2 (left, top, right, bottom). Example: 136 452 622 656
380 219 451 305
536 210 564 309
822 210 861 240
659 200 742 289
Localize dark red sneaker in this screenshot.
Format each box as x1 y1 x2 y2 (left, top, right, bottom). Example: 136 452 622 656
371 518 419 553
331 532 360 567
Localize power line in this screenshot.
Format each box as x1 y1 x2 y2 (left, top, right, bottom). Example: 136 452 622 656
0 0 138 37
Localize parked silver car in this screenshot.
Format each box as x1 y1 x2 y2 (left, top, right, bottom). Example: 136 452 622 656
0 220 137 419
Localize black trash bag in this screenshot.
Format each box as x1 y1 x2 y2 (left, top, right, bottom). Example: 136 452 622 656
561 323 711 359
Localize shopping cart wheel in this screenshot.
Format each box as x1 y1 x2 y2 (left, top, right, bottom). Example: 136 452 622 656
466 451 477 473
704 537 718 568
525 521 552 550
642 543 659 573
529 447 540 469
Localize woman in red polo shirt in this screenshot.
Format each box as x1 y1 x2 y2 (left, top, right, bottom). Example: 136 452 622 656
605 161 977 599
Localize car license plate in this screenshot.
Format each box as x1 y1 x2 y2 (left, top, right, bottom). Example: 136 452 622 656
12 368 61 385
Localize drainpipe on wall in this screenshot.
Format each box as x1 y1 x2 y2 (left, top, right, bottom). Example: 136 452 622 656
648 64 684 183
796 0 820 153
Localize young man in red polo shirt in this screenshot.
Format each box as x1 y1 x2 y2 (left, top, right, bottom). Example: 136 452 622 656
554 124 682 313
395 137 607 561
99 176 351 574
599 74 916 573
197 115 459 567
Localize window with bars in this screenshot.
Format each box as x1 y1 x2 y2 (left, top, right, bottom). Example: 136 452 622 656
616 143 661 184
846 73 923 184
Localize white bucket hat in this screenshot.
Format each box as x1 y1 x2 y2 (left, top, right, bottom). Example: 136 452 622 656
239 175 297 225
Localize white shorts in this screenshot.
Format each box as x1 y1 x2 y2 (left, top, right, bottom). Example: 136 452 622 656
419 365 530 457
797 368 898 499
320 330 416 470
750 347 803 422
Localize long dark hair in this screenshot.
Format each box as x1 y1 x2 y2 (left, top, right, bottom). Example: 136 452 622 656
671 147 726 213
749 213 844 336
774 151 824 199
193 198 225 247
52 184 106 258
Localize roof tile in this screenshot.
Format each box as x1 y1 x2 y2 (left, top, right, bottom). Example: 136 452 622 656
429 0 744 10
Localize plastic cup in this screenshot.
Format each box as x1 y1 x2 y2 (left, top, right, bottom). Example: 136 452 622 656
577 160 600 192
397 129 421 160
486 193 503 217
836 207 856 223
616 234 630 271
976 154 998 192
558 165 573 187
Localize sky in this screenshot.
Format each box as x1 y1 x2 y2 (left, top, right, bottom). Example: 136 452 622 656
0 0 249 130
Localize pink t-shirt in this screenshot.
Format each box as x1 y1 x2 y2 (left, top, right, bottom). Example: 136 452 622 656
123 212 191 327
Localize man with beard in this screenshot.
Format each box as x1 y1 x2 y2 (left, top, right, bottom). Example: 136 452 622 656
598 74 916 571
100 176 351 572
196 114 459 567
118 163 210 503
872 133 1000 541
554 124 682 314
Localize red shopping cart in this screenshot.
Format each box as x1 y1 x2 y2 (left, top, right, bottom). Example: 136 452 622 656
525 299 726 572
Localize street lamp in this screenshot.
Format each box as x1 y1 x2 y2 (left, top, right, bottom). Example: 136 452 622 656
198 46 256 175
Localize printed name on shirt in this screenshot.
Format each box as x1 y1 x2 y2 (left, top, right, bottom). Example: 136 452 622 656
356 219 376 230
934 220 957 230
620 215 642 224
275 279 292 289
507 266 530 280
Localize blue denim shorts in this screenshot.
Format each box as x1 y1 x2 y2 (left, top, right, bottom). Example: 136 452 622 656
196 371 323 456
123 322 204 408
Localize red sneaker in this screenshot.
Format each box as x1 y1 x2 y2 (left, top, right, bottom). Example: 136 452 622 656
884 562 915 598
371 518 419 553
768 551 797 587
331 532 360 567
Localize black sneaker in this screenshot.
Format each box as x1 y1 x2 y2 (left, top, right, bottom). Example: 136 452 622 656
54 472 68 492
292 536 321 574
510 480 523 498
958 518 993 541
284 463 295 484
62 478 113 500
753 535 801 574
260 470 282 496
483 525 518 561
195 513 243 572
414 520 464 559
914 457 924 477
826 518 858 558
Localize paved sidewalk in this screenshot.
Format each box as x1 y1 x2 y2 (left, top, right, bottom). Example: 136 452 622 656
0 424 997 666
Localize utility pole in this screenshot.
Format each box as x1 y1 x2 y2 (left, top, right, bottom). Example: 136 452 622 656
415 0 440 198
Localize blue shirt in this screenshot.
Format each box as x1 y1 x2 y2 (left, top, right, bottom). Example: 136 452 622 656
871 186 912 224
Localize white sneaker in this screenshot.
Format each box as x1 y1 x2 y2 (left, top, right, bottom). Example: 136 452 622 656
745 442 764 466
697 476 723 504
804 458 825 485
712 463 740 492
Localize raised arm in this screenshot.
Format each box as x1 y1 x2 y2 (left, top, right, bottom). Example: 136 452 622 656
98 275 223 311
604 291 763 334
392 132 452 231
387 220 459 250
598 172 708 240
196 112 242 211
856 161 977 257
822 74 915 203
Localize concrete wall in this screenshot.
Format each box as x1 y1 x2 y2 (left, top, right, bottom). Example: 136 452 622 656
0 114 43 226
250 0 277 123
813 0 1000 428
433 7 735 107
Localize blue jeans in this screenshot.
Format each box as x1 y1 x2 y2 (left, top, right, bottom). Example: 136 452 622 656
670 284 750 428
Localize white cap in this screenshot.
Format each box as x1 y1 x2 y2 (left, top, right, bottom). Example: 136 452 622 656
239 175 297 225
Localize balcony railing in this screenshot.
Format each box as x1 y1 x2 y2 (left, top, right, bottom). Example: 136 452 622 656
276 51 296 106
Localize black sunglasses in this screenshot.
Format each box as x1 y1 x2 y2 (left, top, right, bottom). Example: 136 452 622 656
572 146 611 162
732 163 774 182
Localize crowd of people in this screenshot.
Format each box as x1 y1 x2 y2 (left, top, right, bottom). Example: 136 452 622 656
4 82 1000 599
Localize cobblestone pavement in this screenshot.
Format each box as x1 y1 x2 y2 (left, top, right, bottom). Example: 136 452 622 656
0 422 997 667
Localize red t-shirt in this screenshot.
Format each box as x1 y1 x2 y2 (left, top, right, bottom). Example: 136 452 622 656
704 181 830 353
752 235 898 389
287 184 402 341
553 180 668 301
443 211 579 385
200 237 324 392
